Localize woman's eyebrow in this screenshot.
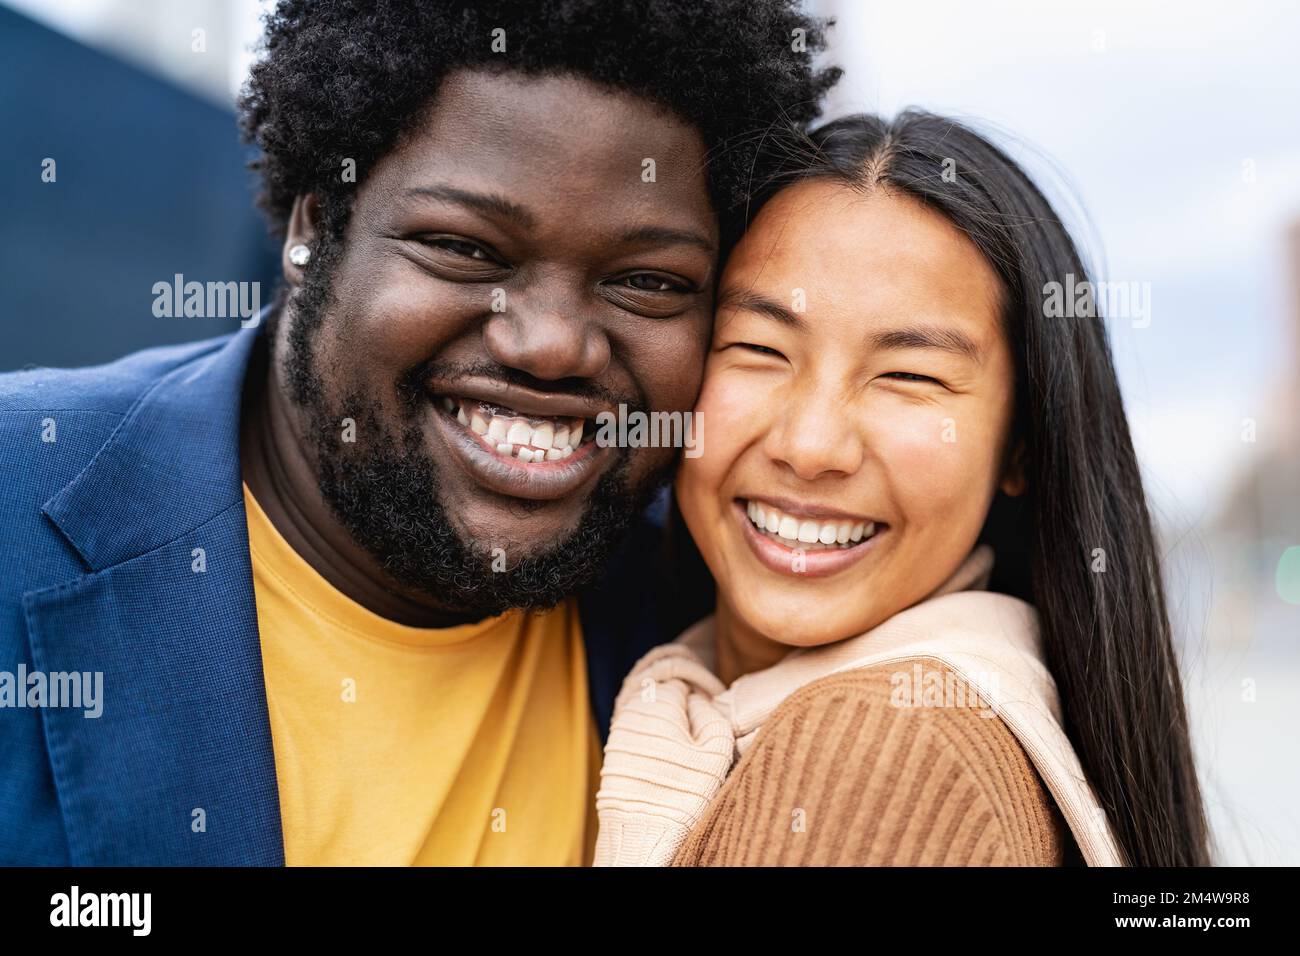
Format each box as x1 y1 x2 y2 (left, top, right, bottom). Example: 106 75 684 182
870 325 984 363
716 291 983 363
403 184 536 230
716 287 806 329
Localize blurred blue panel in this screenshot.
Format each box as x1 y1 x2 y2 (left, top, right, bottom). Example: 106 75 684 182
0 5 280 370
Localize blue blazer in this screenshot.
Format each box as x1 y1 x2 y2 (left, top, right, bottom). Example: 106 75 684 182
0 318 692 865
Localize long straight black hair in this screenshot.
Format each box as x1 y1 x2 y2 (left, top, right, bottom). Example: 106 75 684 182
729 111 1212 866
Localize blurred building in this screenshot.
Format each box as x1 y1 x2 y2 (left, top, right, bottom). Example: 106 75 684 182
0 3 278 371
1199 220 1300 652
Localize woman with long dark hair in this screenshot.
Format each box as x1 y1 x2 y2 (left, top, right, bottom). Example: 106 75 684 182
594 111 1210 867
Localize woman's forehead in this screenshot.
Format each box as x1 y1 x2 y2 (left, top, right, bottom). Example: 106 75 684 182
721 181 1004 328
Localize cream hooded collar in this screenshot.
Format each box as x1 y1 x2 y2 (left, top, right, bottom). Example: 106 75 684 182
593 545 1127 866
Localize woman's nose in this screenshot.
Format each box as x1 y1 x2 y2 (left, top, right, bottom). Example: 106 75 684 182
762 393 865 481
482 290 611 382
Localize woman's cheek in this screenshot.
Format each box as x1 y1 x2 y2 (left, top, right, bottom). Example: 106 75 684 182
691 367 771 474
870 405 983 521
678 370 751 534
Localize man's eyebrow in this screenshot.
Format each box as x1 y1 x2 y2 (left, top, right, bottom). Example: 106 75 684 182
870 325 984 362
619 225 717 255
403 185 536 230
716 288 806 329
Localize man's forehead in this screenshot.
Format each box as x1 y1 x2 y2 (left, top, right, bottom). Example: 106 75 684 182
385 68 711 196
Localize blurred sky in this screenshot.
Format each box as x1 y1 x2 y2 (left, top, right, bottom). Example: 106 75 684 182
811 0 1300 528
4 0 264 104
810 0 1300 866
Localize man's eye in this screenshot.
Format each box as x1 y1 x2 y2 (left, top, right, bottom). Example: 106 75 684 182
617 273 689 293
422 237 497 262
883 371 939 384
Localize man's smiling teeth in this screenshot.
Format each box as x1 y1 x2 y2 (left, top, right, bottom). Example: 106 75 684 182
745 500 875 550
440 397 586 462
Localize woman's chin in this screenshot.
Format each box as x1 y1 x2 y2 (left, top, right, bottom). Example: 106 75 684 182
727 594 876 652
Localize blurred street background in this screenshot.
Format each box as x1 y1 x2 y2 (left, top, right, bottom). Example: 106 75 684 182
2 0 1296 864
808 0 1300 866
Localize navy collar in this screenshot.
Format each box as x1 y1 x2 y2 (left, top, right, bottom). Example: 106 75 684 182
43 320 265 572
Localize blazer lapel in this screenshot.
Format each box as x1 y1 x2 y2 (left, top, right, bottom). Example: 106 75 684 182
24 319 284 865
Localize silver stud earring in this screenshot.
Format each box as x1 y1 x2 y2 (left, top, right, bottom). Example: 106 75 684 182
288 244 312 266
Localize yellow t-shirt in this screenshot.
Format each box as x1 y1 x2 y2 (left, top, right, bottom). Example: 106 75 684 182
242 482 601 866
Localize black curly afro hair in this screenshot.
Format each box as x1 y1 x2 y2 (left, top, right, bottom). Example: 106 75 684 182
238 0 840 249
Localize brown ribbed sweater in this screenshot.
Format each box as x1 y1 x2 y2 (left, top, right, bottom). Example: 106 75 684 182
670 660 1078 866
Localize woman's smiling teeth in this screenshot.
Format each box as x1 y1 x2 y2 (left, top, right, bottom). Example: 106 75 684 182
439 396 587 463
744 499 877 550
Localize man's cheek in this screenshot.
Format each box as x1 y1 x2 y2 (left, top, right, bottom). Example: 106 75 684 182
637 324 711 407
623 443 677 482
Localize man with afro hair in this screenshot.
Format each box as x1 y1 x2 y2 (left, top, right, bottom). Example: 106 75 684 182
0 0 837 865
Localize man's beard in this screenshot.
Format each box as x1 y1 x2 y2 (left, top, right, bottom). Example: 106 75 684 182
278 257 672 619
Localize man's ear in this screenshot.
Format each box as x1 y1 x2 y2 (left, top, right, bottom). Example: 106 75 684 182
999 438 1027 497
282 194 321 286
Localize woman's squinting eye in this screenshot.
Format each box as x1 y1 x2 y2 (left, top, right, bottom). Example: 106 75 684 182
726 342 784 358
881 371 942 383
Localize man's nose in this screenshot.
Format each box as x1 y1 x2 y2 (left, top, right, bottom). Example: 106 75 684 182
482 289 611 382
762 386 865 481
